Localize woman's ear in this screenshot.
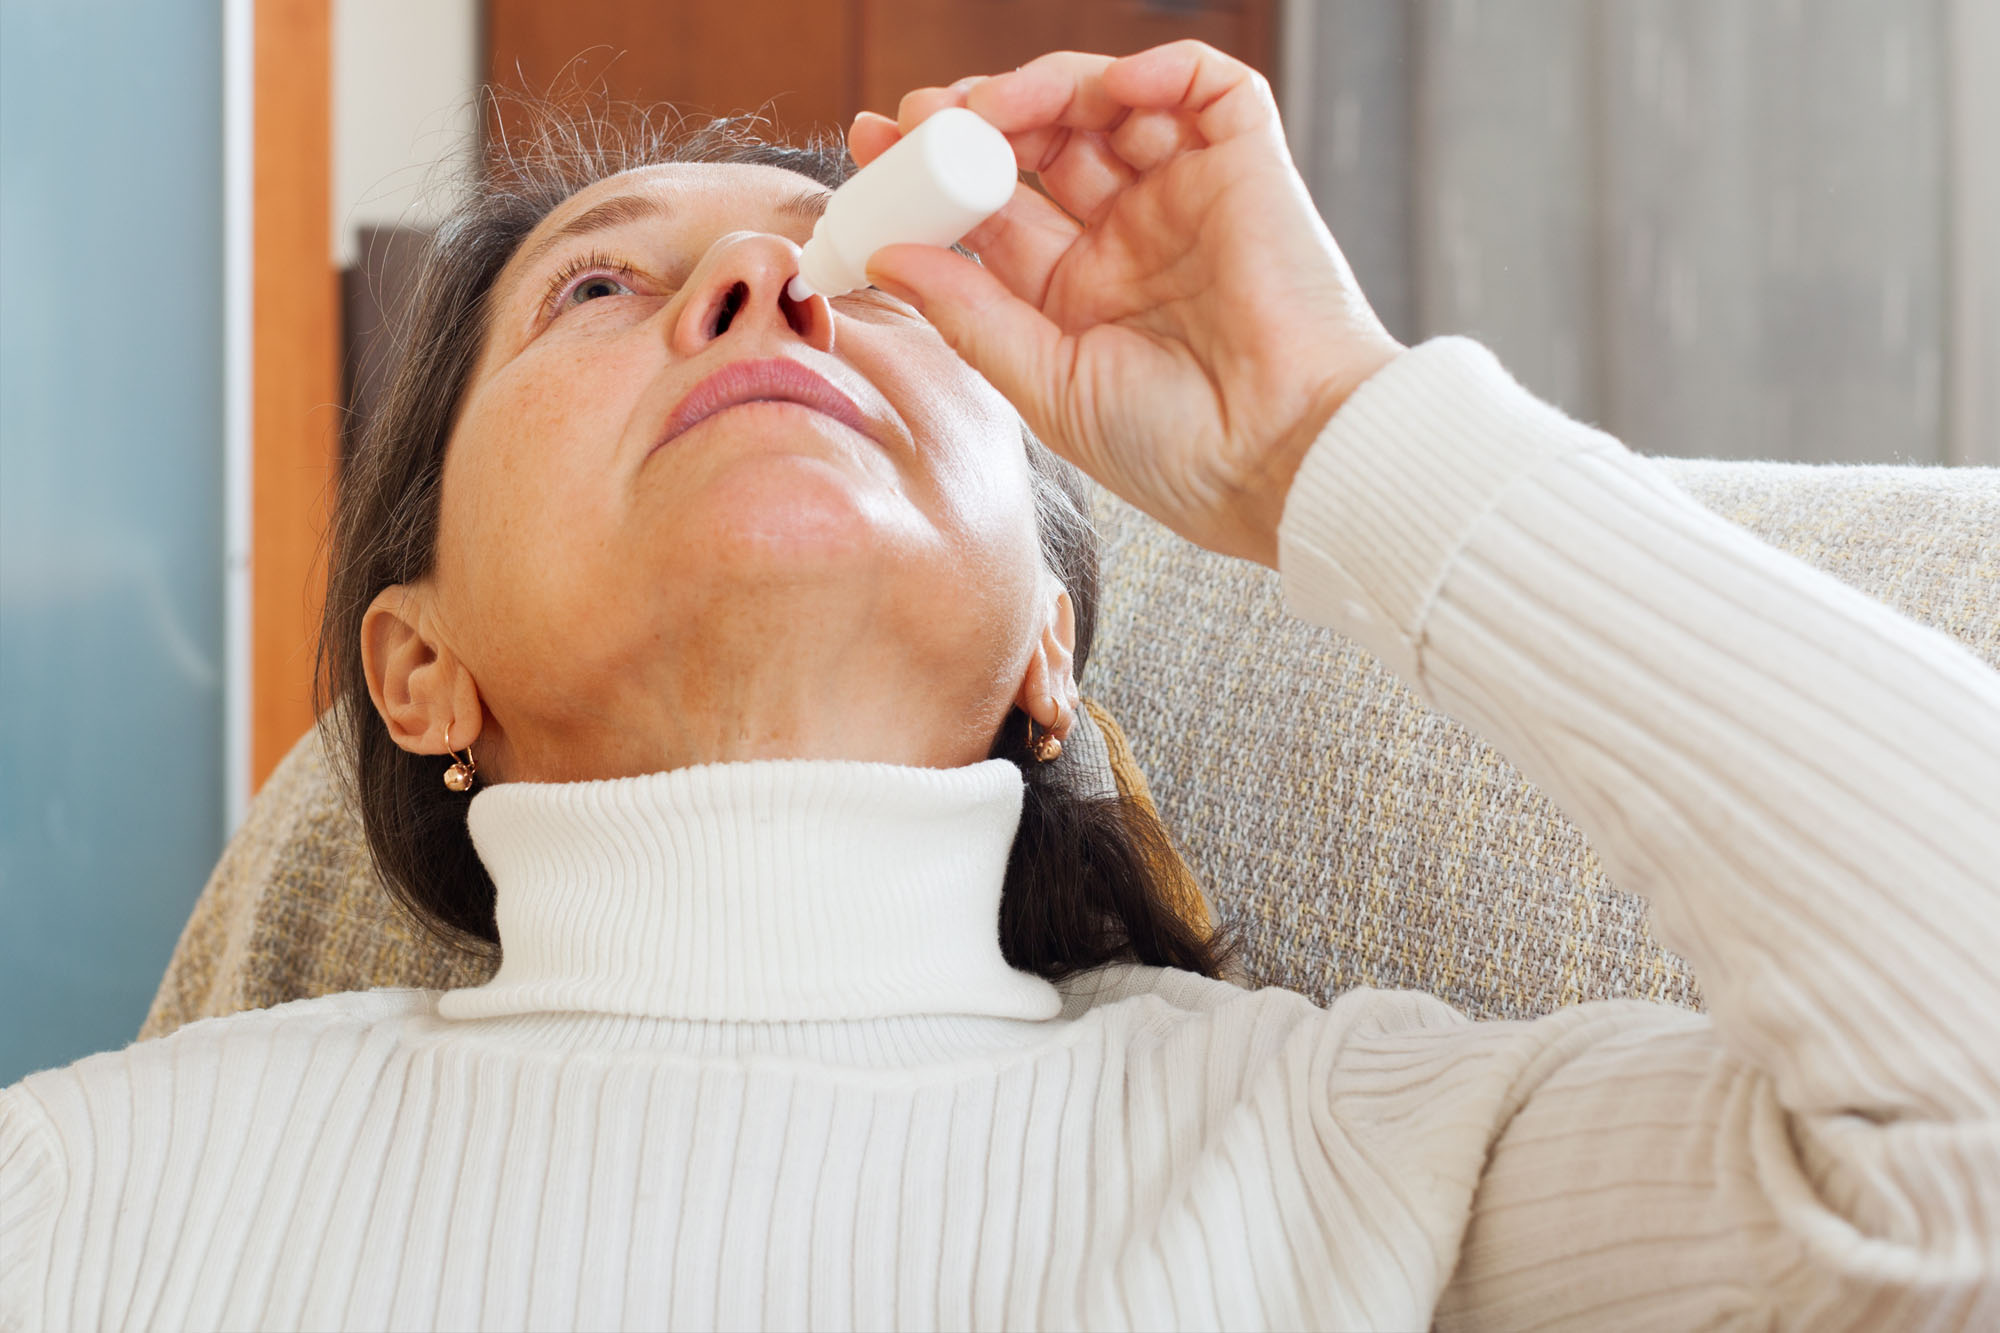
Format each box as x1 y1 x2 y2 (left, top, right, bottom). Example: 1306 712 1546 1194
360 585 483 755
1010 587 1081 740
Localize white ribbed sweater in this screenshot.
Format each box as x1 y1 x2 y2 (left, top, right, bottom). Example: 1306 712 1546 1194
3 339 1996 1331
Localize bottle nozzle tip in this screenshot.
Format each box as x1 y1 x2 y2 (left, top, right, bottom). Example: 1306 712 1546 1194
785 274 813 302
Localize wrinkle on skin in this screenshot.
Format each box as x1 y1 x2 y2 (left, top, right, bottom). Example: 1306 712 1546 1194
362 162 1080 785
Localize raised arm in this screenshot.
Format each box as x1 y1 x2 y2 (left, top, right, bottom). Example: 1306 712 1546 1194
1278 336 2000 1327
862 40 2000 1325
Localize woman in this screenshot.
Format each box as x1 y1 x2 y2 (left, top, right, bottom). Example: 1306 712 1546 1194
4 40 1995 1330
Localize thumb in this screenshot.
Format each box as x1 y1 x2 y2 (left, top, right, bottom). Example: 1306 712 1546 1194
866 243 1064 422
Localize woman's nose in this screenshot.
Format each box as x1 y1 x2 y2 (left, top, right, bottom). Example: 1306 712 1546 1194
669 232 833 358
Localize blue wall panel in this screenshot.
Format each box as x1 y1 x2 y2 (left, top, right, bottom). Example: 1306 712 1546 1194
1 1 225 1083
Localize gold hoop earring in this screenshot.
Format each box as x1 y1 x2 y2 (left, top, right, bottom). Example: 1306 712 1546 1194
443 723 478 792
1026 709 1063 763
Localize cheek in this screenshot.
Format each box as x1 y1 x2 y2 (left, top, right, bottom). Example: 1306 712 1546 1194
879 346 1035 542
478 336 655 506
906 379 1050 662
432 351 644 652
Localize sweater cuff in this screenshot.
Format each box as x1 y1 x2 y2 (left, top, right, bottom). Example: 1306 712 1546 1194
1276 336 1625 688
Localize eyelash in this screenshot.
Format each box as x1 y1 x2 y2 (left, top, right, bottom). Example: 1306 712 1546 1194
540 248 645 317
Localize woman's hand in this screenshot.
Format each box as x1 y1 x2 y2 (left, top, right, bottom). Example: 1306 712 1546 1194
851 41 1403 570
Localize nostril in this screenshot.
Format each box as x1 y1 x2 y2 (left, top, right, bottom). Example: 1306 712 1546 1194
779 280 813 339
712 281 748 338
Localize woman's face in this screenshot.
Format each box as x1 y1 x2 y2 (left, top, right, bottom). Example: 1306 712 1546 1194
363 161 1078 783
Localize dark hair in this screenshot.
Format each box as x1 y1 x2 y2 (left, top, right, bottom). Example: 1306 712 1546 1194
317 97 1241 986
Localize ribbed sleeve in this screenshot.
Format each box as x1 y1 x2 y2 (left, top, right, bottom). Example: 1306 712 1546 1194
1278 336 2000 1328
0 1088 59 1332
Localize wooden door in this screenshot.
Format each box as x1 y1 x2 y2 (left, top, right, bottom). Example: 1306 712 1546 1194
486 0 1274 145
253 0 339 790
485 0 857 146
854 0 1274 116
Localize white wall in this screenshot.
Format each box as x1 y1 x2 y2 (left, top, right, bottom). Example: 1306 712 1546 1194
332 0 480 267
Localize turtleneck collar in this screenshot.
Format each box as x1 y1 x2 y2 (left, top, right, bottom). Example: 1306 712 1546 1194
435 758 1065 1031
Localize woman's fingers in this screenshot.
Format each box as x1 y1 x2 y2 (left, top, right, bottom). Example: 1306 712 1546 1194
1108 107 1200 174
963 41 1277 148
846 110 900 167
953 182 1082 309
853 40 1279 305
873 41 1271 177
961 51 1125 136
866 42 1266 230
1031 131 1138 228
864 98 1070 180
894 83 972 135
845 110 1084 300
1101 40 1280 144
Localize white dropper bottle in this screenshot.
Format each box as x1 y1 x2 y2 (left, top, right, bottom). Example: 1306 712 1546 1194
786 106 1018 303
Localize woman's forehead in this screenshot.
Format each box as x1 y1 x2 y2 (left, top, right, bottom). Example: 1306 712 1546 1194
538 161 825 237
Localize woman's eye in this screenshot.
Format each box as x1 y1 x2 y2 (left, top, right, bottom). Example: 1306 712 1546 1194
562 273 636 309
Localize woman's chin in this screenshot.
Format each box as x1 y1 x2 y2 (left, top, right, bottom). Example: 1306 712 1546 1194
678 451 912 566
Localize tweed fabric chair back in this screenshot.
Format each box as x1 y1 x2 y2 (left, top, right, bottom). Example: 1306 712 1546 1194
1083 458 2000 1019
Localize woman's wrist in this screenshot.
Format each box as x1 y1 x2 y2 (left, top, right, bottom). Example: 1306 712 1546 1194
1242 338 1404 571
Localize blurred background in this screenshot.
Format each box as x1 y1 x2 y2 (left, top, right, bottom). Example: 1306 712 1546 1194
3 0 1995 1084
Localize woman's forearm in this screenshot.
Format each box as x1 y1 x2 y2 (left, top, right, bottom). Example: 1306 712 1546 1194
1278 337 2000 1321
1278 336 2000 1110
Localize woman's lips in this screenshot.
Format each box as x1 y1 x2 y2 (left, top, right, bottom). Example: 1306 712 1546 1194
655 357 874 452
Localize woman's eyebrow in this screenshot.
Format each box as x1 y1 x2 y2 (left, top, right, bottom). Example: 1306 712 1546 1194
514 186 832 281
516 194 674 275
